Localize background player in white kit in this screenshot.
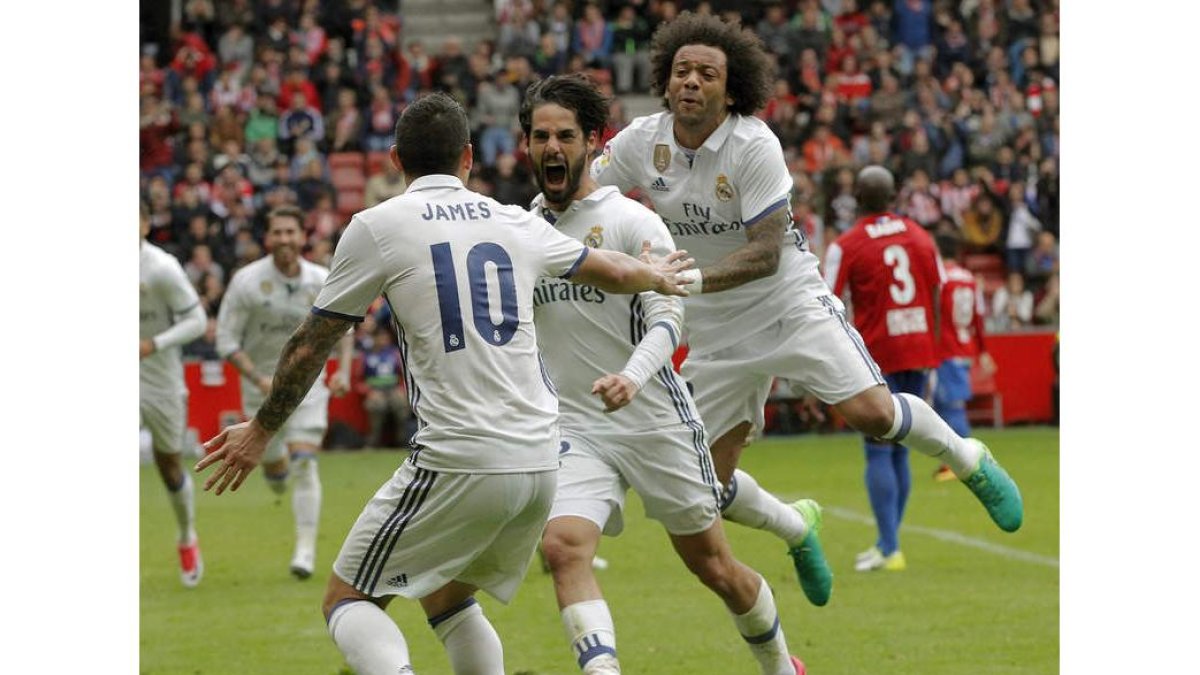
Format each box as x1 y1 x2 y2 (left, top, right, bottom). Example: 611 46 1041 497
196 92 694 675
216 205 353 579
592 12 1023 567
140 203 208 587
523 75 808 675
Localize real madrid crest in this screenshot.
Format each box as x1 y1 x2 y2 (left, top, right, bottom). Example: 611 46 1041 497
260 280 273 295
653 144 671 173
584 225 604 248
715 174 735 202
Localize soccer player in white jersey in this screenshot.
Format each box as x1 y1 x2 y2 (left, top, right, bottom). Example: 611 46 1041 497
523 75 810 675
591 12 1023 571
196 92 694 675
140 204 208 587
215 205 353 579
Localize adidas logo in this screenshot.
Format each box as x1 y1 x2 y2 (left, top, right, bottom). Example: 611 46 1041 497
385 573 408 588
650 176 670 191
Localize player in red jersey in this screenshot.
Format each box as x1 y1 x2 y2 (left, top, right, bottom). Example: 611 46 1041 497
823 165 944 571
931 233 996 481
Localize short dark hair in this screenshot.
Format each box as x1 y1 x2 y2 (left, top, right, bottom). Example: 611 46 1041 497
394 92 470 178
267 205 305 230
936 232 962 260
649 11 775 115
518 74 610 139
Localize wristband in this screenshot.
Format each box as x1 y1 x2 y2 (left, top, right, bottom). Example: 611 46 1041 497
679 268 703 295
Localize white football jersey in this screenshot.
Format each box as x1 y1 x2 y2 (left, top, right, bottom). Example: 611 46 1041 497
313 174 588 474
592 112 829 355
216 255 331 409
530 186 700 434
140 242 202 397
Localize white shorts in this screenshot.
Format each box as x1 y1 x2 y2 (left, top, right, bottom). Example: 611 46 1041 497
683 295 885 442
246 392 329 462
333 458 555 603
549 426 721 537
140 394 187 455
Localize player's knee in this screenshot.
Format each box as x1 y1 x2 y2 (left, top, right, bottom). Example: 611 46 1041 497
839 389 895 438
540 527 591 573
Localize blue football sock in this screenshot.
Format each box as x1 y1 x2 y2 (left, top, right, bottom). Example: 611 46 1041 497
865 441 900 555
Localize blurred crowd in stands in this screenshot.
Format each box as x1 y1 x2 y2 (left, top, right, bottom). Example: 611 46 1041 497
140 0 1059 387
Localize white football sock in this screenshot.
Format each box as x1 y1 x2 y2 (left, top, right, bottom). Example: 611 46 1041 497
430 598 504 675
292 455 321 555
327 600 413 675
561 599 619 673
731 576 794 675
882 393 982 479
721 469 808 546
166 472 196 545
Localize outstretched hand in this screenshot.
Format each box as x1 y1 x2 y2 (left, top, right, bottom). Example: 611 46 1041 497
194 420 273 495
640 240 695 297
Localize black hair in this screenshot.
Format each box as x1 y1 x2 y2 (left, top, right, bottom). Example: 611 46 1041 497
394 92 470 178
649 11 775 115
936 232 962 260
519 74 610 139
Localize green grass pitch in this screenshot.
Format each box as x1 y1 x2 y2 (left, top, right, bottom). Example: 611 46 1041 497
140 427 1058 674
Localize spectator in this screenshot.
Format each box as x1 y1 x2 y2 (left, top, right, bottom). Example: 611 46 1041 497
277 91 325 151
541 0 574 57
610 5 653 95
757 3 798 69
185 243 226 287
473 73 521 168
359 325 411 448
292 157 332 211
364 157 406 208
209 160 254 219
1003 181 1042 274
246 138 282 189
326 87 364 152
1027 230 1059 285
898 127 939 180
803 124 849 176
939 167 978 226
825 167 859 233
990 270 1034 331
897 168 941 228
305 190 341 244
486 153 536 207
364 85 398 152
893 0 933 56
572 2 614 69
277 59 319 106
173 162 213 204
532 32 568 80
216 23 254 77
960 191 1003 253
869 73 907 130
1033 272 1059 327
295 12 329 66
498 3 541 59
140 94 179 179
316 59 359 114
434 37 473 93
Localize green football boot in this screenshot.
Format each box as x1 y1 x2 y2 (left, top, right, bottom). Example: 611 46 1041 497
786 499 833 606
962 439 1024 532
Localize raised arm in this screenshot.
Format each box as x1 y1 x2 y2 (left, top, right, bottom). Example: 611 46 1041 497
568 245 693 297
197 312 353 493
685 206 789 294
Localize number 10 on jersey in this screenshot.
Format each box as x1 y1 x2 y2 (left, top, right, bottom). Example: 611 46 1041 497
430 242 519 352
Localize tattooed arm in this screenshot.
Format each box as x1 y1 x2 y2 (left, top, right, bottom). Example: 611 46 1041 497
257 313 354 431
196 312 353 493
691 207 788 294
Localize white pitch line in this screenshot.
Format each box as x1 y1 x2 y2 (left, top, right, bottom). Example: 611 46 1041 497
817 504 1059 569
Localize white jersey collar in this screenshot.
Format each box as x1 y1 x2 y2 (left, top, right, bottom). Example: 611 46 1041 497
656 112 737 158
405 174 465 192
